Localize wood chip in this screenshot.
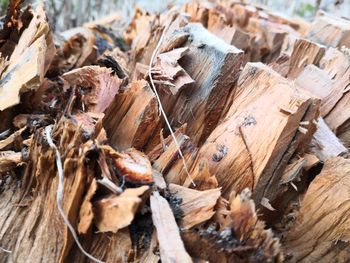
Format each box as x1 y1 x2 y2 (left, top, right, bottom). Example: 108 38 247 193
150 191 192 263
94 186 149 233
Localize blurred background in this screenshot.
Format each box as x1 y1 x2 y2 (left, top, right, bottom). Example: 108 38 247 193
0 0 349 32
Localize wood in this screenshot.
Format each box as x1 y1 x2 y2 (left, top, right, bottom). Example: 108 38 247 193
1 1 350 262
0 126 26 150
306 12 350 48
0 151 22 172
284 157 350 262
169 183 221 229
151 131 197 185
287 38 325 78
150 191 192 263
182 189 283 263
104 80 160 150
319 48 350 147
94 186 149 233
194 62 318 202
295 64 334 116
62 66 122 113
245 17 291 62
309 118 348 161
160 21 244 145
208 23 253 64
0 5 55 111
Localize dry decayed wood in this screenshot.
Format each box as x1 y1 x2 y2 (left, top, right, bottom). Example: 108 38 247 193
150 191 192 263
104 80 160 150
309 118 348 161
284 157 350 262
194 62 318 202
169 183 221 229
157 20 244 145
0 5 55 111
306 12 350 48
1 0 350 263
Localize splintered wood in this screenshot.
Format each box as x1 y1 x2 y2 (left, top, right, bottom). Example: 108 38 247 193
284 158 350 262
0 0 350 263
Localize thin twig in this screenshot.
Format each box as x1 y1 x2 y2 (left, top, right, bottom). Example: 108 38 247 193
238 126 255 190
0 246 11 253
148 23 196 187
97 177 123 194
45 125 104 263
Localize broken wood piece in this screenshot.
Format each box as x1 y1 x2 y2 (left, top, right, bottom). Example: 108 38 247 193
147 124 188 161
55 27 97 71
194 62 317 202
287 38 325 78
0 126 26 150
245 17 291 62
183 188 282 262
319 48 350 147
0 151 22 172
183 158 218 190
104 80 160 150
295 64 334 116
0 4 55 111
280 157 306 185
152 131 197 185
112 148 153 184
169 183 221 229
0 36 46 111
206 9 252 62
309 118 348 161
227 189 281 259
162 22 244 145
182 2 211 27
306 12 350 48
284 157 350 262
62 66 122 113
78 178 97 234
150 191 192 263
155 47 195 95
94 185 149 233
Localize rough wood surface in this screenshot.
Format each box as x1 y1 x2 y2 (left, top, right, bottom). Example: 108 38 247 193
295 64 333 116
150 191 192 263
104 80 160 150
284 157 350 262
306 12 350 48
287 38 325 78
194 62 317 202
62 66 122 113
1 1 350 263
319 48 350 147
161 22 244 145
0 5 54 111
169 183 221 229
309 118 348 161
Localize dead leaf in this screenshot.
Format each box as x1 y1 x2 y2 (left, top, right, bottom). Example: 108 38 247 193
94 185 149 233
